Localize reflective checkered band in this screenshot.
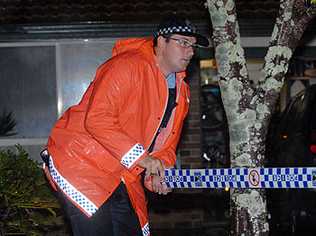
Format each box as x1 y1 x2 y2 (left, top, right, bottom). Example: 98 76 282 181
48 156 98 216
142 222 150 236
158 26 193 36
121 143 145 168
164 167 316 189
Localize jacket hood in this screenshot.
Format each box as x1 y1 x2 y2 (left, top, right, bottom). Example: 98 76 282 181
112 37 154 58
112 37 186 79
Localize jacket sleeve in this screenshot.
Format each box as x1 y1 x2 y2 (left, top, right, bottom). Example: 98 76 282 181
84 57 147 171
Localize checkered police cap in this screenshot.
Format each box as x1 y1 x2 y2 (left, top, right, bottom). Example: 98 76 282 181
154 14 210 48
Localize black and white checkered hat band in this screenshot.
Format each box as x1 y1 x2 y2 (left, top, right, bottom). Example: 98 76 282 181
157 26 193 36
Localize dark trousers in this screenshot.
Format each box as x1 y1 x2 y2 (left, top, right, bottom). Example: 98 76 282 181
59 183 143 236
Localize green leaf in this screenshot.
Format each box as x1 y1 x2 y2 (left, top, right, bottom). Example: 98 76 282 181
0 146 68 234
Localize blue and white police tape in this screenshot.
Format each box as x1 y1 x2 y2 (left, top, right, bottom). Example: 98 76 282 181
164 167 316 189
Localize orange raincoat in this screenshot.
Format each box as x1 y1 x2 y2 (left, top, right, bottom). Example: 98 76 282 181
43 37 190 236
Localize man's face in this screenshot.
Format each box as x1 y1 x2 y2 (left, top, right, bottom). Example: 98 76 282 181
159 34 196 74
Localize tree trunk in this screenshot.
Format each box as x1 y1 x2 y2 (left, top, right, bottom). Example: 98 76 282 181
206 0 316 235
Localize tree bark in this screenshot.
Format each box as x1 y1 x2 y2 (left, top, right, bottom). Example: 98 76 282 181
206 0 316 235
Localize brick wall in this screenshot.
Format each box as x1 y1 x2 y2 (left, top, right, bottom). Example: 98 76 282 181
178 59 204 169
148 190 230 236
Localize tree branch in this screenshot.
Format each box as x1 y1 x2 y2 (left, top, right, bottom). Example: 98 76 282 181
206 0 254 116
259 0 316 115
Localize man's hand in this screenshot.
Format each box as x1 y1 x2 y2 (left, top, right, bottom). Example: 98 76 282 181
151 175 171 195
144 175 171 195
138 156 171 195
138 156 165 178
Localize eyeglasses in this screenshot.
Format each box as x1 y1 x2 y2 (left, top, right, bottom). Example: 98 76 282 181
166 37 200 49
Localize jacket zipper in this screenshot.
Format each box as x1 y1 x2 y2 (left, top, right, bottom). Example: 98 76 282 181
147 76 169 153
176 78 183 104
148 77 184 153
164 78 183 141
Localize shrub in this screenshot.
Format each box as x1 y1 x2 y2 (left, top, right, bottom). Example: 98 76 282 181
0 145 67 235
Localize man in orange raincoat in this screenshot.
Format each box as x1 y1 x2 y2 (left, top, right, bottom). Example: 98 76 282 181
42 14 209 236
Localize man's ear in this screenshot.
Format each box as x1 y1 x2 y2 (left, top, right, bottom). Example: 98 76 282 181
157 36 166 47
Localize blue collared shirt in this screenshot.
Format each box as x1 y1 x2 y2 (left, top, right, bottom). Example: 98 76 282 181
166 73 176 88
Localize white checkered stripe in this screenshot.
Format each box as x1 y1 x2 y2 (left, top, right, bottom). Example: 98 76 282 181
259 167 313 188
164 167 316 189
48 156 98 216
121 143 145 168
158 26 193 35
142 222 150 236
